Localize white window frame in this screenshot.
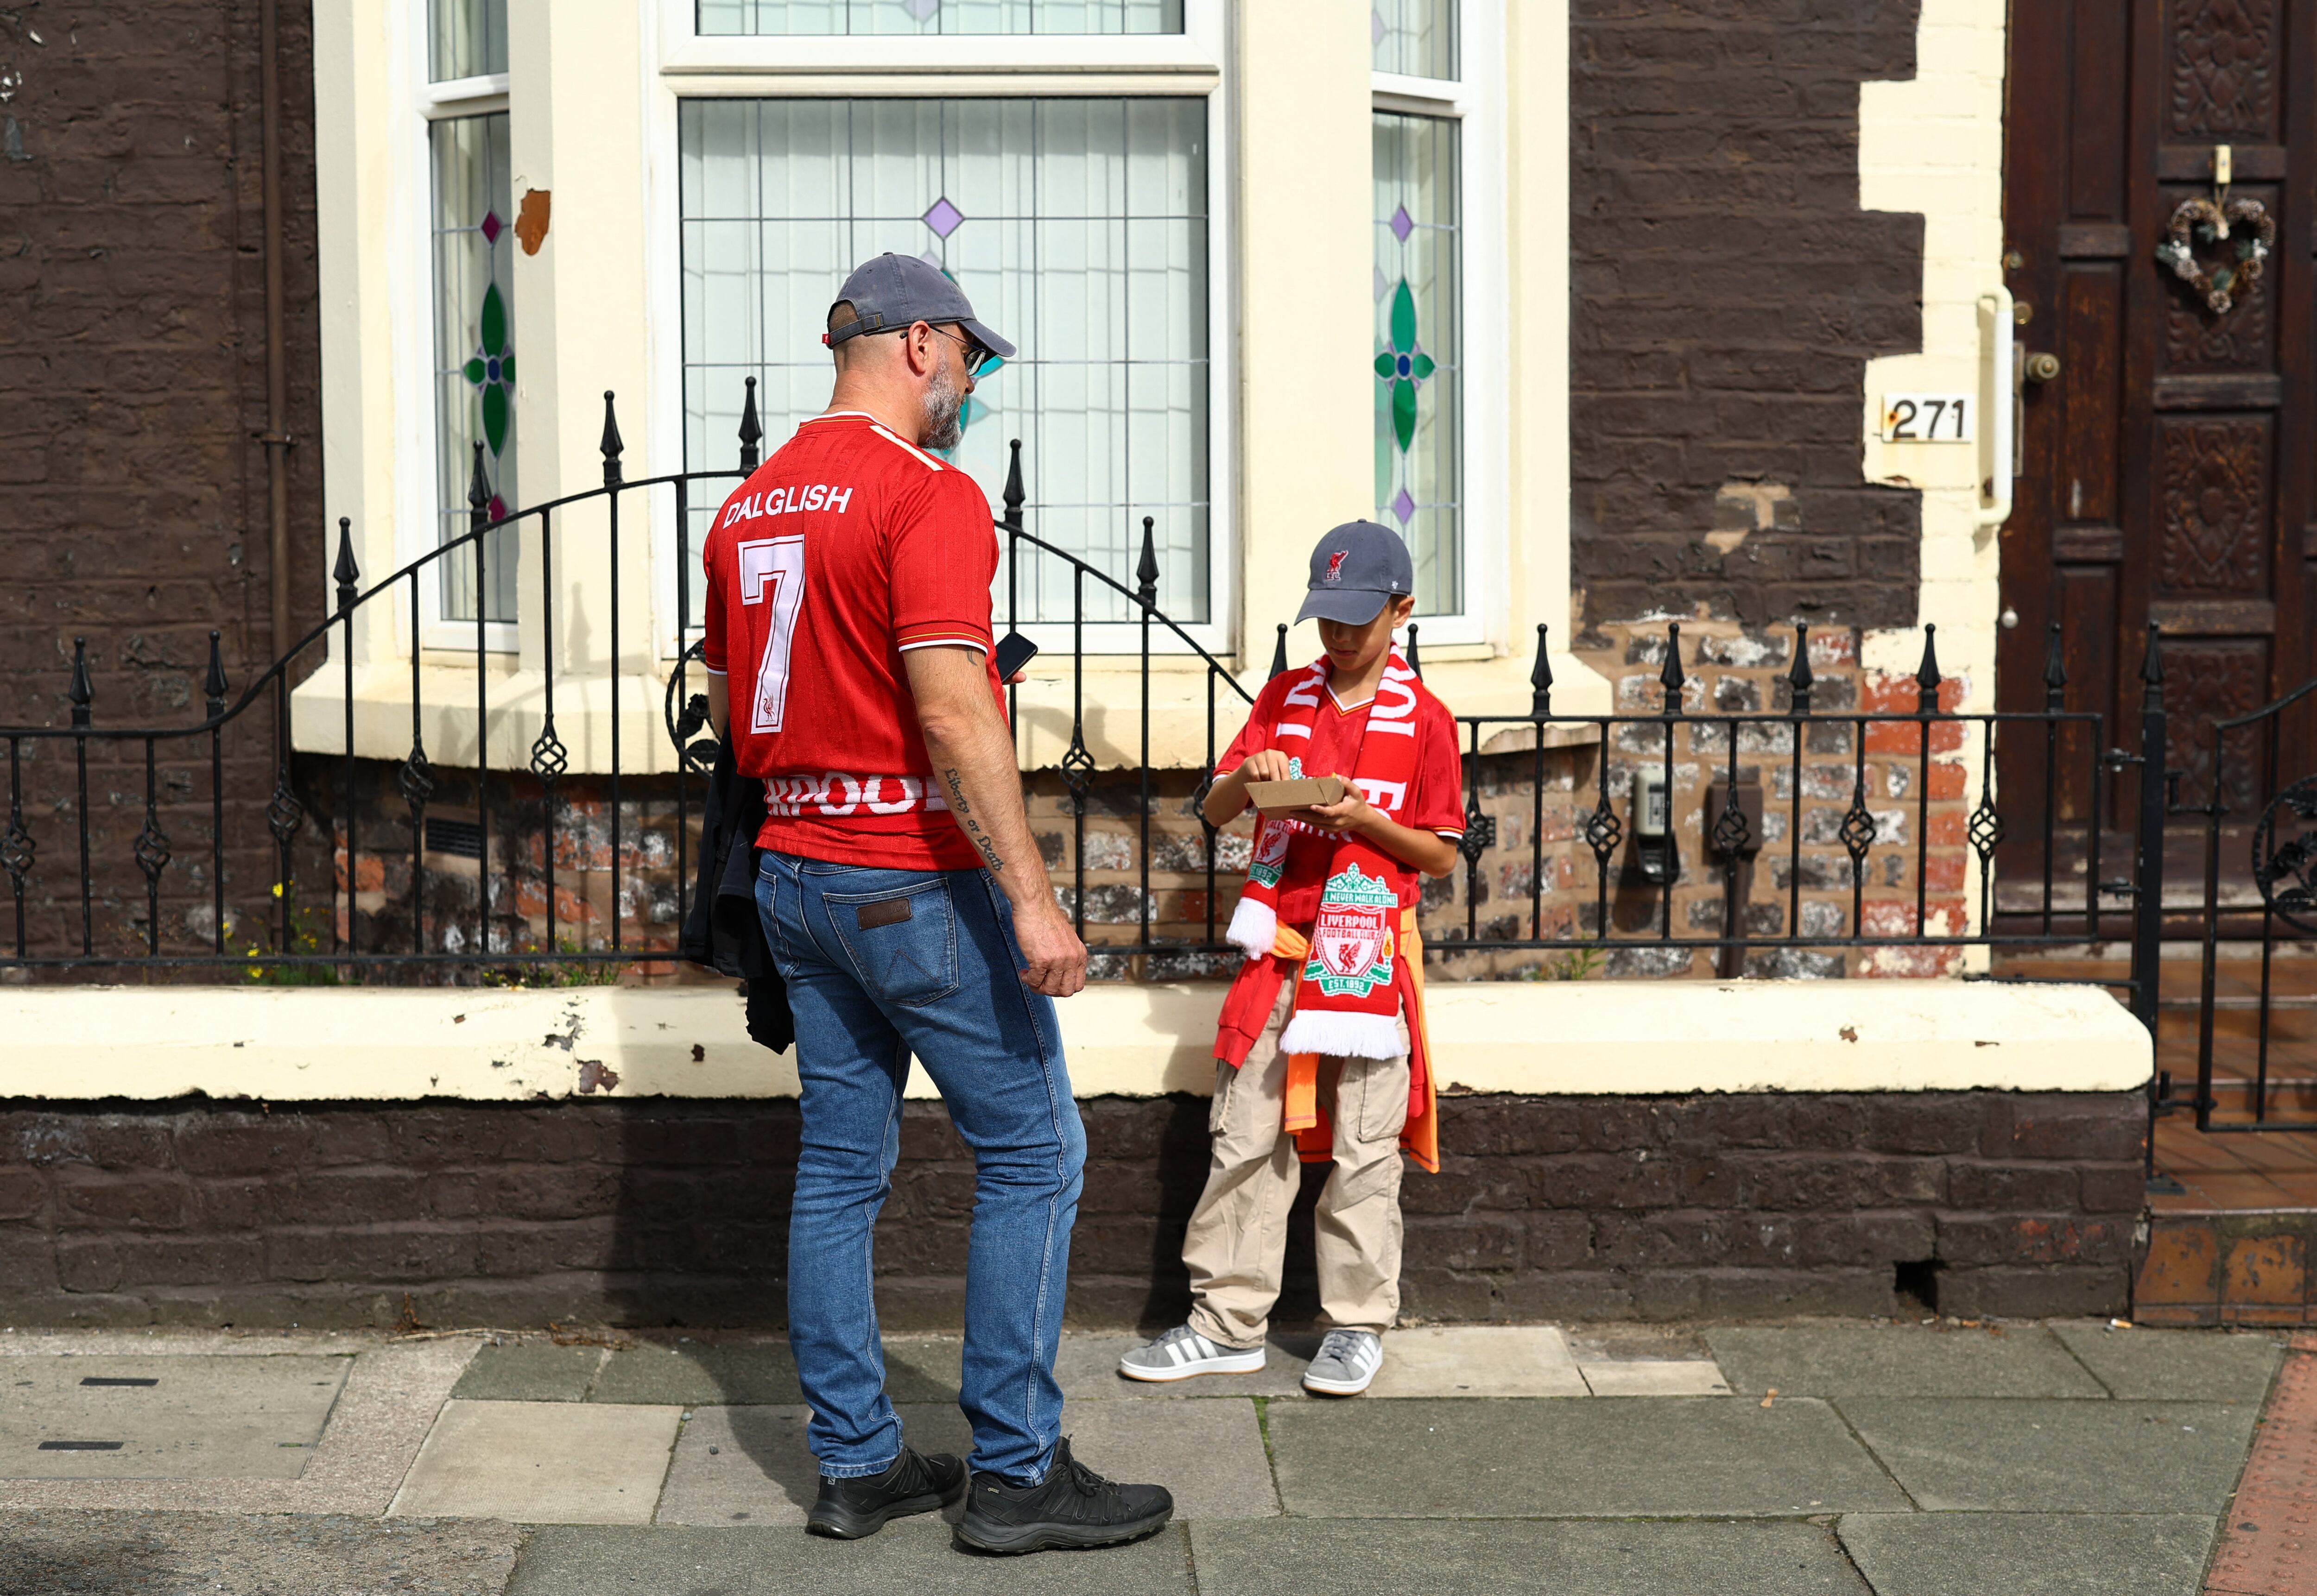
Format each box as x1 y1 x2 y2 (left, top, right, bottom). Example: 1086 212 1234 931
399 44 520 657
1372 0 1506 650
640 0 1236 660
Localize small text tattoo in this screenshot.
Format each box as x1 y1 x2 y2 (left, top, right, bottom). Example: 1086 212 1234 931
943 767 1004 874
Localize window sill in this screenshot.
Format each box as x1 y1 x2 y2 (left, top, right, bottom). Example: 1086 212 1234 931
290 659 695 777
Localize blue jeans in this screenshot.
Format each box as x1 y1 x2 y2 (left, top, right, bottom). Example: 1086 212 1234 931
755 851 1085 1483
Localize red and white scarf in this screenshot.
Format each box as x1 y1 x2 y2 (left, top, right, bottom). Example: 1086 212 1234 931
1223 651 1425 1061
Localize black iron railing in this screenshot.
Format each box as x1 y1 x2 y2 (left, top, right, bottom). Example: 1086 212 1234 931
3 385 2177 1016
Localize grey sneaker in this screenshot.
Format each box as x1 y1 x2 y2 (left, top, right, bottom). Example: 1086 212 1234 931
1302 1329 1383 1396
1117 1324 1266 1383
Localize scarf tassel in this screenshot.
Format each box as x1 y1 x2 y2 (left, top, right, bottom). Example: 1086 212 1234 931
1278 1007 1403 1060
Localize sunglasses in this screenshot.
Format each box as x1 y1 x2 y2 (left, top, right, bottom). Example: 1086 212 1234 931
927 325 997 378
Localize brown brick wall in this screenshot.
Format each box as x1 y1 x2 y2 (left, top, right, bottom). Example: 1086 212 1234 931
1570 0 1926 630
0 3 324 959
0 1091 2141 1328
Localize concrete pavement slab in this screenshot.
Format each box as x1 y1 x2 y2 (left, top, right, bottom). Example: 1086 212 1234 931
0 1508 520 1596
1836 1399 2260 1512
451 1342 606 1402
656 1403 972 1527
0 1337 476 1517
507 1520 1196 1593
656 1398 1273 1525
587 1340 803 1406
2050 1324 2284 1401
0 1355 350 1481
1267 1396 1908 1516
1705 1325 2108 1398
884 1335 966 1402
1189 1518 1870 1596
1058 1331 1320 1399
1366 1325 1589 1397
1578 1360 1733 1396
1836 1512 2219 1596
390 1400 681 1525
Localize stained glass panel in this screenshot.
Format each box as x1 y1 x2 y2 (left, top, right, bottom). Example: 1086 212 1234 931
430 0 508 81
1374 112 1460 617
431 112 519 624
697 0 1182 34
678 97 1210 626
1372 0 1456 80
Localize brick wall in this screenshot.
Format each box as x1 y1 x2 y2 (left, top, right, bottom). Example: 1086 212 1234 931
0 1091 2141 1328
1570 0 1926 630
0 3 323 959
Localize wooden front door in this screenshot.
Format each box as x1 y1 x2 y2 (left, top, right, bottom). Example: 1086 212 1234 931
2000 0 2315 827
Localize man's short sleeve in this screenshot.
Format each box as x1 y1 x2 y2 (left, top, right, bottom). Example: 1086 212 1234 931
1408 696 1467 838
701 528 728 676
890 469 998 655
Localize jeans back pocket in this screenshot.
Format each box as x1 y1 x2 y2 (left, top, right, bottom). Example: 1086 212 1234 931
823 876 960 1009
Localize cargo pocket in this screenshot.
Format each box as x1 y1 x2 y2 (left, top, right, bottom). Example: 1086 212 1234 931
1209 1059 1236 1133
1352 1056 1410 1143
825 876 959 1008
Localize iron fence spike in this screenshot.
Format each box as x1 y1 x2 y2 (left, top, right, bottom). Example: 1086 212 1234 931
1788 623 1814 712
333 517 359 614
1530 624 1553 717
1659 622 1685 709
1269 623 1290 680
2141 620 2165 685
68 637 91 727
599 391 623 486
2043 619 2068 708
1136 516 1159 609
466 442 491 533
203 631 228 717
1915 623 1942 695
1002 438 1026 534
1406 623 1423 679
738 376 763 471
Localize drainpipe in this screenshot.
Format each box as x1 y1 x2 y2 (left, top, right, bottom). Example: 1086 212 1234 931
259 0 292 659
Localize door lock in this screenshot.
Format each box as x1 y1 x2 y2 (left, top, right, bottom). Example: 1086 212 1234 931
2023 351 2061 383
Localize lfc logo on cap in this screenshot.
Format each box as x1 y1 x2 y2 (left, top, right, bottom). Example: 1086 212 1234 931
1323 550 1348 584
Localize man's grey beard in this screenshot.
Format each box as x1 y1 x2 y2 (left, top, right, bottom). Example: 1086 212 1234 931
919 366 964 451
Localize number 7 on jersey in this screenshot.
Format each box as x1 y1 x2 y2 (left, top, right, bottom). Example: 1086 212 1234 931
737 536 808 734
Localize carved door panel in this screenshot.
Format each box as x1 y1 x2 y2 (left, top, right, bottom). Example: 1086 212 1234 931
2000 0 2314 839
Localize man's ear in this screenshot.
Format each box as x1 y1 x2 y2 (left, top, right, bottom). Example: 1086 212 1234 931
899 321 937 378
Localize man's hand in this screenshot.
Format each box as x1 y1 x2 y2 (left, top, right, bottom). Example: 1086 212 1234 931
1012 897 1088 997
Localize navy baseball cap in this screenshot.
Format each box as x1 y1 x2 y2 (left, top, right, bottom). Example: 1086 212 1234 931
823 253 1016 361
1295 520 1416 625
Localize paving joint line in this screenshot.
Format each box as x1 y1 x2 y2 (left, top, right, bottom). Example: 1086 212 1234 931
2051 1325 2121 1400
1824 1398 1922 1514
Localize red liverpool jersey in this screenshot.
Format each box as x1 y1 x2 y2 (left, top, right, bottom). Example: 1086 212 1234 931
701 411 1002 871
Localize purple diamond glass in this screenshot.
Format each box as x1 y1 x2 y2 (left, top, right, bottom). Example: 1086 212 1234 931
922 197 965 240
1392 488 1416 526
1389 204 1414 244
480 210 502 246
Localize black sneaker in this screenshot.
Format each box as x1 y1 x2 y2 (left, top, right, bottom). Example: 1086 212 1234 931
953 1437 1173 1555
806 1446 968 1539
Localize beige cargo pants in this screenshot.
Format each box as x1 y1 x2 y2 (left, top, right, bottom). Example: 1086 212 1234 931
1181 981 1409 1350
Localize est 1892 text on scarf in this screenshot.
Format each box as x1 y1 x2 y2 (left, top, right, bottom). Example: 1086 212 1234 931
1223 650 1426 1061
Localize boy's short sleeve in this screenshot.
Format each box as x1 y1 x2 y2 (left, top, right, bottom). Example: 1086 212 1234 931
890 469 998 655
701 527 728 676
1407 696 1468 838
1215 678 1282 776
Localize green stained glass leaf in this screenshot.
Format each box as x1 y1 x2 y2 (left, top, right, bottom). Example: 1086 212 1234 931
463 357 487 386
1392 377 1417 454
500 352 515 384
1412 352 1435 381
1375 351 1397 380
1389 279 1417 356
480 281 507 360
482 383 509 458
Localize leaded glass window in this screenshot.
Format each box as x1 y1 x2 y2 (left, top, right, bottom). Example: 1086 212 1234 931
1372 0 1456 79
431 112 519 624
1374 112 1459 617
430 0 507 81
679 97 1210 625
698 0 1182 34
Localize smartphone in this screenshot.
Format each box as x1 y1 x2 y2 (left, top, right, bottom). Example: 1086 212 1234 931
994 631 1039 681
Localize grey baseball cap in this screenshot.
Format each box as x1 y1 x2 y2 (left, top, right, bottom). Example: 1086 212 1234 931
1295 520 1415 625
823 253 1016 361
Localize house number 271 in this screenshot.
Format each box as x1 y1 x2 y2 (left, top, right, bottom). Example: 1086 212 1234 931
1878 393 1972 442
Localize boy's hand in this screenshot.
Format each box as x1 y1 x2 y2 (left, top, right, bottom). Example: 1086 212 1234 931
1301 791 1377 836
1235 750 1297 785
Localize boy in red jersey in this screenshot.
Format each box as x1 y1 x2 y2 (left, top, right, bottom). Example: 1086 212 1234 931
702 253 1169 1555
1119 521 1462 1398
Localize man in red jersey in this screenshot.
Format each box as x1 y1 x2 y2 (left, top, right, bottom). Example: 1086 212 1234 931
702 253 1170 1556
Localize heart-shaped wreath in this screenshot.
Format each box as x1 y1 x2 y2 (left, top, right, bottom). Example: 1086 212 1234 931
2155 195 2276 315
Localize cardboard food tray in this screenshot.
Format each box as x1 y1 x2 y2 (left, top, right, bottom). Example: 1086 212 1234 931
1246 775 1349 815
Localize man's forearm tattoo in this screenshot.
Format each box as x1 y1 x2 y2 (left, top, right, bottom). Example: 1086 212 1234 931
943 766 1005 873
